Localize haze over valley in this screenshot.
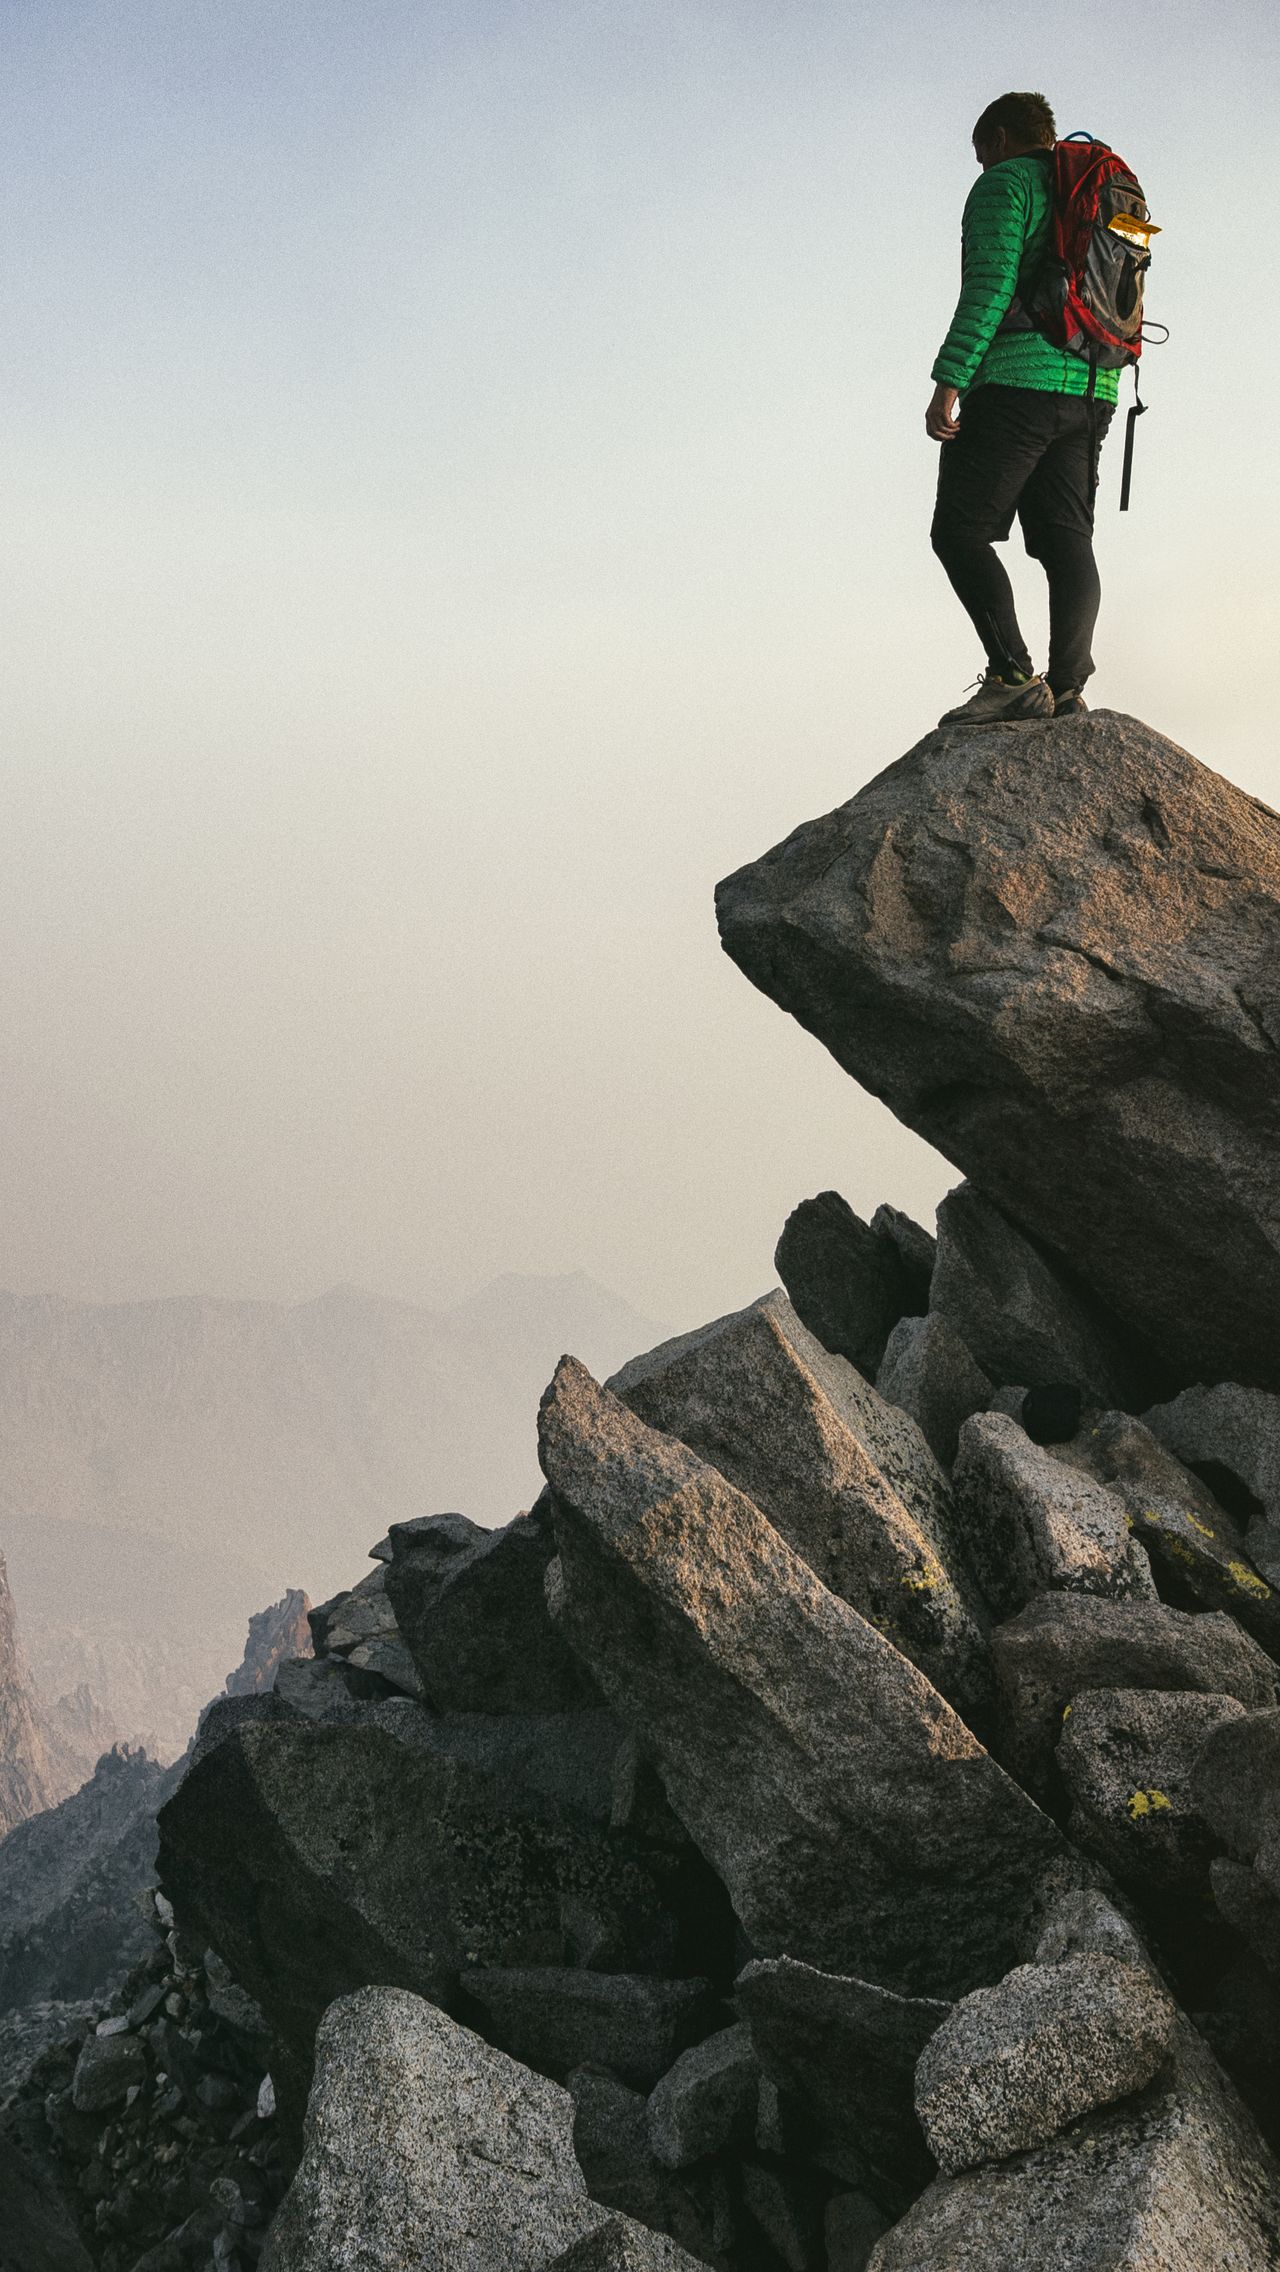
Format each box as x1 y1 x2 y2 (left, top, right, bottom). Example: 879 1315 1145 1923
0 1269 664 1754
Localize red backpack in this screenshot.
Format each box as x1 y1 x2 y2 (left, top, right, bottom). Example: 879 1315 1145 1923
1006 134 1160 507
1023 134 1158 376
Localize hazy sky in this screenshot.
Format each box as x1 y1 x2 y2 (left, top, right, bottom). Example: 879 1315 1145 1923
1 0 1275 1331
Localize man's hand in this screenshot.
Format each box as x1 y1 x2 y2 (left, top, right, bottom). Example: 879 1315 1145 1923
926 382 961 442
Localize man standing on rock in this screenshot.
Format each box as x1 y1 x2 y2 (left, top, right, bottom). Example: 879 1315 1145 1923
927 90 1117 725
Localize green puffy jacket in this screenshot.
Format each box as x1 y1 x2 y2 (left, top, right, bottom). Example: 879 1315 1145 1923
932 152 1120 404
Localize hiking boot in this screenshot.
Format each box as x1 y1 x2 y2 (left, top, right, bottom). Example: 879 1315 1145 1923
937 672 1053 727
1052 689 1089 716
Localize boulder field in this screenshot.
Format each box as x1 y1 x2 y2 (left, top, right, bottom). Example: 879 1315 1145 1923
6 713 1280 2270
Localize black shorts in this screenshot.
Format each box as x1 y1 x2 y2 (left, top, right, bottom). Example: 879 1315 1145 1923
931 384 1114 556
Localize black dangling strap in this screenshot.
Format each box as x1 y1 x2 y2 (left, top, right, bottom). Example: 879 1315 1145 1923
1119 368 1146 512
1086 348 1100 506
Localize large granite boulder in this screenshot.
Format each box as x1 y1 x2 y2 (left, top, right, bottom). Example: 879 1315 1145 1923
608 1291 989 1717
715 713 1280 1393
568 2066 733 2266
645 2023 759 2169
867 2016 1280 2270
876 1310 991 1469
460 1967 715 2091
1193 1710 1280 1986
825 2193 890 2272
548 2224 713 2271
913 1952 1176 2173
1057 1687 1248 1898
1191 1707 1280 1863
259 1986 608 2271
538 1357 1069 2001
308 1563 423 1699
70 2025 149 2112
1211 1856 1280 1982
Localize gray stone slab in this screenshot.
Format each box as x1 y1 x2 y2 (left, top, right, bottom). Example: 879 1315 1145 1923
385 1503 597 1714
825 2192 890 2272
568 2065 732 2261
157 1701 700 2080
738 2160 825 2269
1190 1706 1280 1862
70 2027 147 2112
538 1355 1069 2000
646 2023 758 2170
1211 1855 1280 1979
546 2221 713 2271
462 1968 715 2091
870 1203 937 1289
1049 1411 1280 1650
774 1190 928 1378
1145 1382 1280 1586
608 1288 989 1717
931 1184 1135 1404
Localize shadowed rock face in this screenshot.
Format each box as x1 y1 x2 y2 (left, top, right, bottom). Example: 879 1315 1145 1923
715 713 1280 1391
538 1356 1069 2002
548 2225 713 2271
989 1592 1278 1793
157 1697 718 2086
773 1191 931 1379
734 1956 947 2208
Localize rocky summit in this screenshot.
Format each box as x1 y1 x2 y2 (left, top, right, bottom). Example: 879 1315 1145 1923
716 712 1280 1393
5 709 1280 2270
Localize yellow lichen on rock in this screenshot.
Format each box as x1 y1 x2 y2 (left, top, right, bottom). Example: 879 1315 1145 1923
1126 1788 1173 1820
1227 1561 1272 1600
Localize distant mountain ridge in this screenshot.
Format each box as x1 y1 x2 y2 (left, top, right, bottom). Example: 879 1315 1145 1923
0 1272 666 1747
0 1551 62 1837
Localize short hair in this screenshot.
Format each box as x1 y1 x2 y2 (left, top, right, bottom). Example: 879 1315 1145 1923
973 92 1056 148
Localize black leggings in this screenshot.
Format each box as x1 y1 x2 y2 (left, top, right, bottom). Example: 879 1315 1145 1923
931 385 1113 696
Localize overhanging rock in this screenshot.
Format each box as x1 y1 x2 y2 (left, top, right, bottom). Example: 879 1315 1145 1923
715 713 1280 1391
